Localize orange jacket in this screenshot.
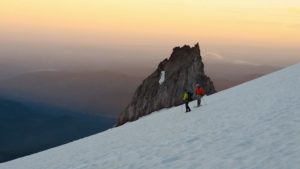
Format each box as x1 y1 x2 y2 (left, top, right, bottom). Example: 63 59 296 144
195 87 205 96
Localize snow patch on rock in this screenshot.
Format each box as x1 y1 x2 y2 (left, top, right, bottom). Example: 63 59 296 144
159 71 165 85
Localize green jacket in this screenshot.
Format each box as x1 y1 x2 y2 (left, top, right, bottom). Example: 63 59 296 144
183 92 189 102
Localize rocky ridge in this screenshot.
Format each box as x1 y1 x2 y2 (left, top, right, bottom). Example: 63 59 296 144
117 43 216 126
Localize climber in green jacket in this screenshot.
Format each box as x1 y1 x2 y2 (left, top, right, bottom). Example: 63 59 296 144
183 90 192 112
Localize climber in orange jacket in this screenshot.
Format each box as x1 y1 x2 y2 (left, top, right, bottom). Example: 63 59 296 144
195 84 205 107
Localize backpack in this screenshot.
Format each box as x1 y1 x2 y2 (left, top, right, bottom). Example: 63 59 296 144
188 92 193 101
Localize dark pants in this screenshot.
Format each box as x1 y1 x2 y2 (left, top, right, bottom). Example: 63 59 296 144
196 96 202 107
185 102 191 112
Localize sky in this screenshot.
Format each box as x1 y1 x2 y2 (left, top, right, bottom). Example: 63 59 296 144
0 0 300 72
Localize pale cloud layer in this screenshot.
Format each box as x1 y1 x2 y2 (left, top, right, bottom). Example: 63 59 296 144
204 52 226 60
232 60 260 66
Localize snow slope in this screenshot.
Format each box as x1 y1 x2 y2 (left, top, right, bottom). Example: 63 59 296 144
1 63 300 169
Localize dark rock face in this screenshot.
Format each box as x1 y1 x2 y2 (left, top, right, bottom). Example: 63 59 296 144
117 43 216 126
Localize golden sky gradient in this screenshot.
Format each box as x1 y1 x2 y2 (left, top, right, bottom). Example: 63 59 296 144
0 0 299 66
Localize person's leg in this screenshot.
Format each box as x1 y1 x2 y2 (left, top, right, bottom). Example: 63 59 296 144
187 102 191 112
197 96 200 107
185 102 189 112
198 96 202 106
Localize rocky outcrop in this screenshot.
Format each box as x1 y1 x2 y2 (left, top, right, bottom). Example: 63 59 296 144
117 43 216 126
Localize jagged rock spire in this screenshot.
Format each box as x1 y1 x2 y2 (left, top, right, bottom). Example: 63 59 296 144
117 43 216 126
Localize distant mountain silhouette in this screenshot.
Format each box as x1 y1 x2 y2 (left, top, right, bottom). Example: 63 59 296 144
0 97 114 163
0 71 143 117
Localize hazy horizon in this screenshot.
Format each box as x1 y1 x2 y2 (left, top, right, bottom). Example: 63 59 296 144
1 0 300 77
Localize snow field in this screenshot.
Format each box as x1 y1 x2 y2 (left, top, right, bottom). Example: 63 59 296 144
1 63 300 169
